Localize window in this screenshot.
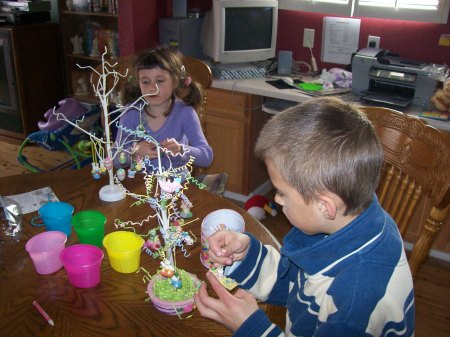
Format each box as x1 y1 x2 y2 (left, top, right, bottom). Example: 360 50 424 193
279 0 450 23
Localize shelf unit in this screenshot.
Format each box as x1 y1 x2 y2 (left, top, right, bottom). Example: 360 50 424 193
58 0 168 104
58 2 119 103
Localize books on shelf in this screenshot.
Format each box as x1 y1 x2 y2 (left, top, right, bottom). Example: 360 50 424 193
1 1 51 12
76 22 119 58
76 0 118 14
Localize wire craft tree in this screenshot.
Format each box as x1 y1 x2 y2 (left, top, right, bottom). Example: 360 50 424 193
51 48 159 202
113 117 207 316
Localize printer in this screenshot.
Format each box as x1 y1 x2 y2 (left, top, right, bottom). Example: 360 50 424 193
352 47 445 107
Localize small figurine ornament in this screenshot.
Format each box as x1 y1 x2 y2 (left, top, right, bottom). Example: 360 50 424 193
90 37 100 57
128 169 136 178
158 178 183 193
99 163 107 175
119 152 127 164
136 125 145 137
170 273 182 289
91 163 101 180
144 234 161 251
180 200 192 219
75 77 89 96
210 266 238 291
70 34 84 55
160 260 175 278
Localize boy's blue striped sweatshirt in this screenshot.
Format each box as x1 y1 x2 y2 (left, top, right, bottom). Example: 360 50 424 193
228 196 415 337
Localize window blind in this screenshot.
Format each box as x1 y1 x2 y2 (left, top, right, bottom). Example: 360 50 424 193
358 0 440 10
279 0 449 23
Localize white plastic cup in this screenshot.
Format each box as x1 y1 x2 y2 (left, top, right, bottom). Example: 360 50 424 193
200 209 245 268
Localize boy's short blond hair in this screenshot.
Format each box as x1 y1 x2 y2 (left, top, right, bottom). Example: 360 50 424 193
255 96 384 215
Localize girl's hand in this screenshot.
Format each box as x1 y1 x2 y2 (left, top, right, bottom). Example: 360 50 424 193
207 231 250 266
137 142 158 159
194 271 259 332
161 138 182 155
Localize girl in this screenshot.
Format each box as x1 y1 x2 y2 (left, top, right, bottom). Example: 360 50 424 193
116 47 213 173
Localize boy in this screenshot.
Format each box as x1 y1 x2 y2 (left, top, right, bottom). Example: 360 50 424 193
194 97 415 336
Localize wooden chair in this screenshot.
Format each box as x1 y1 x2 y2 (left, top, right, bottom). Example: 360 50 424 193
360 106 450 277
181 57 229 197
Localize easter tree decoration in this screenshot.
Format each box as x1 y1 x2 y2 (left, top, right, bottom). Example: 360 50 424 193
50 48 159 202
114 138 206 315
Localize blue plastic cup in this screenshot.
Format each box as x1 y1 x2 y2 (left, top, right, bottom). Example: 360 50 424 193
31 202 74 236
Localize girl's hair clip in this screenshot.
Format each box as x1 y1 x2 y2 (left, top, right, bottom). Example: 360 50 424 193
184 77 192 87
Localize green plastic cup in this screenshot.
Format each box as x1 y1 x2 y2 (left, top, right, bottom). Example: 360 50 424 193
72 210 106 247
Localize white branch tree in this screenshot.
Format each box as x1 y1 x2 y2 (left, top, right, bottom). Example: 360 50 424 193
52 48 158 202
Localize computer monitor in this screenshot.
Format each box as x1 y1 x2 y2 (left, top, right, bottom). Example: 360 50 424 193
201 0 278 64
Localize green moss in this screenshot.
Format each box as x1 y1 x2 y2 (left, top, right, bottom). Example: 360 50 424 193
153 270 198 302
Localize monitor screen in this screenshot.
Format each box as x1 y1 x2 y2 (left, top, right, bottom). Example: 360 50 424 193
201 0 278 64
224 7 273 52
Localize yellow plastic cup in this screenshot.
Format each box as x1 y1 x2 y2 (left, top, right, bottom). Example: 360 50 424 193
103 231 144 273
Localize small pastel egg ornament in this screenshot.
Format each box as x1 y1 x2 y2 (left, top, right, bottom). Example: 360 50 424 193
104 157 113 170
117 168 126 181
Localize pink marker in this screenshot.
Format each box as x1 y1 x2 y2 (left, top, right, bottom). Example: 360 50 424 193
32 301 54 327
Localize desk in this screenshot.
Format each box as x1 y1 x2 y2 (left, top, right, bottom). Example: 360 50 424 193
211 77 450 133
0 169 282 337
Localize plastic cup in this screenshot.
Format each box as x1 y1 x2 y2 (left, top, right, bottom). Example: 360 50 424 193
72 210 106 247
200 209 245 268
60 244 104 288
31 202 74 236
25 231 67 274
103 231 144 273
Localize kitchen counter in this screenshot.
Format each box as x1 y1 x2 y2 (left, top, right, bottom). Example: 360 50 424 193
212 77 450 133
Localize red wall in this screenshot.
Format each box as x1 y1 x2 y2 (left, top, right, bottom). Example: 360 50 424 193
130 2 448 69
118 0 171 56
277 9 450 70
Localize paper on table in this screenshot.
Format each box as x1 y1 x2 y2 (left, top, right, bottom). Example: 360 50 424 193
2 187 59 214
321 17 361 65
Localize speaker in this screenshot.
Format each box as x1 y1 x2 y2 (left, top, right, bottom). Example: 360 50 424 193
277 51 293 76
173 0 187 18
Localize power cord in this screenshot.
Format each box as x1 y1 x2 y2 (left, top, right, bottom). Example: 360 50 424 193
307 40 318 73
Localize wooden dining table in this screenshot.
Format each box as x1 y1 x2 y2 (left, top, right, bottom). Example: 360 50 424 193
0 168 283 337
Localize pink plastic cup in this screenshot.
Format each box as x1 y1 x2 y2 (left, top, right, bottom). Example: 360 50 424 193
60 244 104 288
25 231 67 274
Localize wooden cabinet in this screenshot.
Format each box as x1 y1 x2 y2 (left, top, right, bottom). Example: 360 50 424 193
204 88 269 195
0 23 64 140
58 0 168 103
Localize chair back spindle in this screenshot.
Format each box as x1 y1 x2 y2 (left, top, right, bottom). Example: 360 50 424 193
360 106 450 277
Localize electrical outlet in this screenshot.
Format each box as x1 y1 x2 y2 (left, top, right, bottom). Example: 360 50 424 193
303 28 315 48
367 35 380 48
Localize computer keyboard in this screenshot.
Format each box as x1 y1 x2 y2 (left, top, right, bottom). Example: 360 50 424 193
210 62 268 80
262 99 299 114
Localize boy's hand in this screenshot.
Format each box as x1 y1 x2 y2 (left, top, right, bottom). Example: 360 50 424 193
207 231 250 266
161 138 182 155
195 271 258 332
